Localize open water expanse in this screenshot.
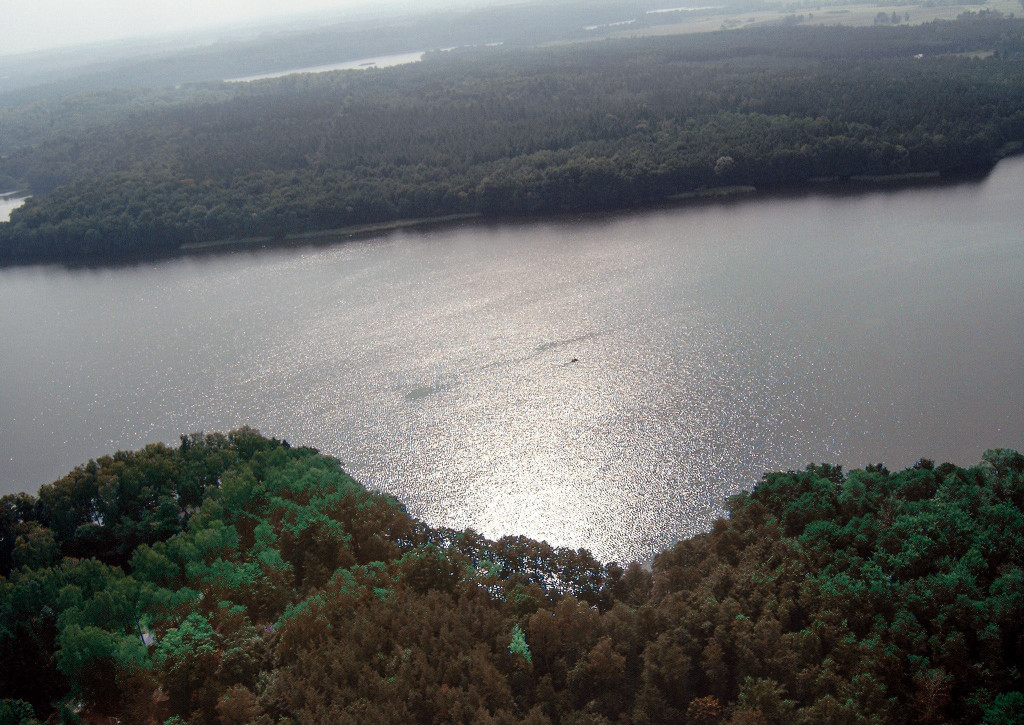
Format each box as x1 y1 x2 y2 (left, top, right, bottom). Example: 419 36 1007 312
2 158 1023 562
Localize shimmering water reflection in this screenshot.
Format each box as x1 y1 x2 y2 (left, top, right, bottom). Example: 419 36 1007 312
2 158 1023 562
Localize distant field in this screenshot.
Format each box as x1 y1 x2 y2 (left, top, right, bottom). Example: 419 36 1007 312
593 0 1021 38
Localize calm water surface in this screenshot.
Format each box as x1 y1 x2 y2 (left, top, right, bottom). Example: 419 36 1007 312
0 194 29 222
227 52 425 82
2 158 1022 562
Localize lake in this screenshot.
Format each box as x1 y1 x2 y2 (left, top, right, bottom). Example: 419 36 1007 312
227 51 425 82
1 158 1022 563
0 194 29 222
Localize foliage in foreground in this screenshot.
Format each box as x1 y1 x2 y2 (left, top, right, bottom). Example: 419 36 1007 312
1 430 1022 724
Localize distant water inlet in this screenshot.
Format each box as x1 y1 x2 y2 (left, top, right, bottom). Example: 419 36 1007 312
227 51 425 82
646 6 724 13
1 156 1023 563
0 192 29 222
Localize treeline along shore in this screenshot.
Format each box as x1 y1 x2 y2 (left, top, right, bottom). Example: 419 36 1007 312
1 429 1022 723
1 13 1024 265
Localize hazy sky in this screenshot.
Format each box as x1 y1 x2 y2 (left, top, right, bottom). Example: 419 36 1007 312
3 0 474 57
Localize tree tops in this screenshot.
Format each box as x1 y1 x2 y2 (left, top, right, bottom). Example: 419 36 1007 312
2 430 1022 723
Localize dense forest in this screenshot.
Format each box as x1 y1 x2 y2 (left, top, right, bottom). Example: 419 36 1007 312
1 429 1022 723
0 0 741 99
2 13 1024 264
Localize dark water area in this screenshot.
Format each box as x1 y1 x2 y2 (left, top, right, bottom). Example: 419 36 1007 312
2 157 1022 562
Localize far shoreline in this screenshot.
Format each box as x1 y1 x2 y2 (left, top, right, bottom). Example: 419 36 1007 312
0 155 1016 271
147 160 1024 257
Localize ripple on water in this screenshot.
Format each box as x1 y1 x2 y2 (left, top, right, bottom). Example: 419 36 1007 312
2 159 1024 562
